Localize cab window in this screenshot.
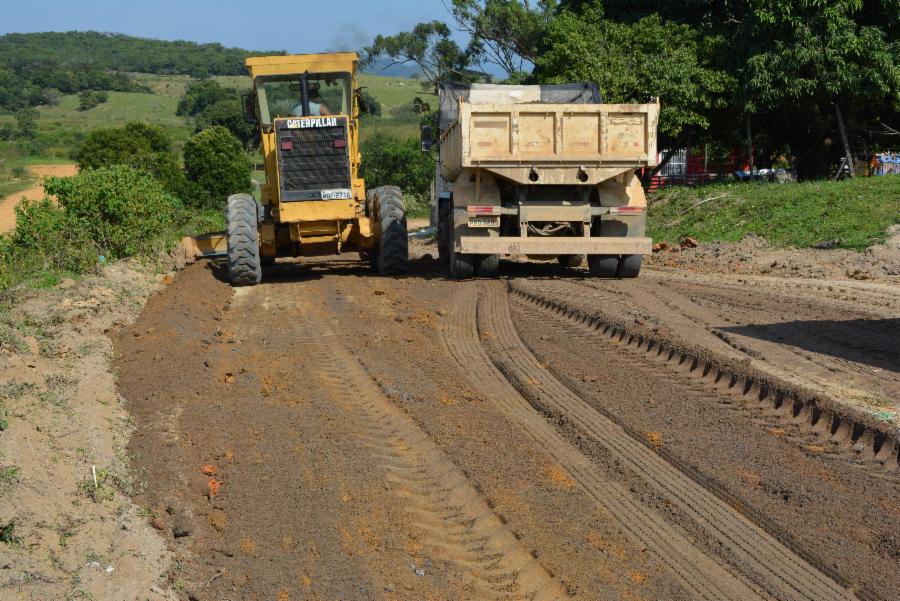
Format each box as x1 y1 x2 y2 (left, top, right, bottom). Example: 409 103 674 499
256 73 350 125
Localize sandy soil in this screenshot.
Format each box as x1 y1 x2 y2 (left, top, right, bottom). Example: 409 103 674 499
0 164 78 233
647 226 900 281
111 241 896 601
0 262 178 600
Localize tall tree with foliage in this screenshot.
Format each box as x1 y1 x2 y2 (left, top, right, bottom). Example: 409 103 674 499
363 21 483 82
534 4 732 145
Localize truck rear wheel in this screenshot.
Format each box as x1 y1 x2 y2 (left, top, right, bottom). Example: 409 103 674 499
438 204 476 280
374 186 408 275
618 254 642 278
587 254 643 278
476 254 500 277
587 254 619 278
226 193 261 286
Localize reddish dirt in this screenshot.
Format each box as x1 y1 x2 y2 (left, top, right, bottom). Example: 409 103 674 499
113 248 898 601
0 164 78 232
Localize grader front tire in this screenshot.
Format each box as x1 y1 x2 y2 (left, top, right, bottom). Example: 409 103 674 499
374 186 409 275
226 193 261 286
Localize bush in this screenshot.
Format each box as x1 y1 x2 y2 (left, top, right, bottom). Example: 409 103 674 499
360 133 434 216
177 79 231 117
183 126 251 209
195 97 256 149
77 90 108 111
44 165 182 258
74 122 182 192
12 199 96 273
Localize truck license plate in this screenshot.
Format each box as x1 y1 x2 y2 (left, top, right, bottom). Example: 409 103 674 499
467 215 500 228
320 189 352 200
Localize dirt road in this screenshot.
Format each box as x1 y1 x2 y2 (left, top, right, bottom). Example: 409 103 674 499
0 163 78 232
114 250 899 601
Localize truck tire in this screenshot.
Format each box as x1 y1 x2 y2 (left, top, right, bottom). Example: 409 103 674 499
442 207 475 278
557 254 583 268
476 254 500 277
374 186 408 275
437 202 451 266
617 254 642 278
226 193 261 286
587 254 619 278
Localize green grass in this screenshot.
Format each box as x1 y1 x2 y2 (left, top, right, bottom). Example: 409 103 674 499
648 177 900 251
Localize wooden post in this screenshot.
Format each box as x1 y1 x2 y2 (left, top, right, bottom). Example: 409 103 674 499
835 103 854 178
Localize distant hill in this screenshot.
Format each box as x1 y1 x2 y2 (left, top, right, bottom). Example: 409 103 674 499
361 57 423 79
0 31 283 77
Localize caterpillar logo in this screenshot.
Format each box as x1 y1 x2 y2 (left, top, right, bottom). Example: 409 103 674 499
286 117 339 129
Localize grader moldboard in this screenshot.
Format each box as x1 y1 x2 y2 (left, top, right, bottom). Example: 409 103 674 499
426 83 659 278
217 52 408 285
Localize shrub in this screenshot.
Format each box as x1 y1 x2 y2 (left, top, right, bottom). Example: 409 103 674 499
74 122 182 192
360 133 434 216
195 97 256 149
12 199 96 273
177 79 231 117
183 126 251 209
77 90 108 111
44 165 181 258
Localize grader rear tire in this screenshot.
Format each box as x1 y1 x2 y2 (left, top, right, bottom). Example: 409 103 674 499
374 186 408 275
226 193 261 286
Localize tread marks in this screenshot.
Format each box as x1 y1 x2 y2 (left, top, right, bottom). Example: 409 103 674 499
440 284 766 601
293 309 568 601
511 281 900 472
475 282 859 601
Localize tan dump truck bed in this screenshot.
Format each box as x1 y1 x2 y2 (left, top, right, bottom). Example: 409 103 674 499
440 99 660 185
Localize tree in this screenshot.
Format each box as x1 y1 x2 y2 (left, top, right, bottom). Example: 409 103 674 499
195 97 256 149
534 7 732 144
74 122 182 192
449 0 554 79
360 133 434 214
363 21 483 82
14 108 39 138
183 126 252 209
176 79 232 117
78 90 108 111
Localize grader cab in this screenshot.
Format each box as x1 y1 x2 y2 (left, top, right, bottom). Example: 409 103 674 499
225 52 408 285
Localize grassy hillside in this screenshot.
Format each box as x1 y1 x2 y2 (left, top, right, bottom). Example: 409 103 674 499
0 71 425 160
648 177 900 251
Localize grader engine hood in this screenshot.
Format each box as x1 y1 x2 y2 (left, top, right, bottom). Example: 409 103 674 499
275 116 352 201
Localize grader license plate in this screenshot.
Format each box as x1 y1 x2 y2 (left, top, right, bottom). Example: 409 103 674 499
468 215 500 228
320 189 352 200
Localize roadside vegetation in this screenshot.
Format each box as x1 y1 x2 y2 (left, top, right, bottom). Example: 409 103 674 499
648 177 900 251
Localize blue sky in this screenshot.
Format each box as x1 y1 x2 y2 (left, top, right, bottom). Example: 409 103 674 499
0 0 453 54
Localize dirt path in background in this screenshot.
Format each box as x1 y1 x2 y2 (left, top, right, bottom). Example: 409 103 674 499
113 246 898 601
0 164 78 233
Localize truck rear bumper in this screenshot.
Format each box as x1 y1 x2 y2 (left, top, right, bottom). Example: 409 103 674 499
458 236 652 255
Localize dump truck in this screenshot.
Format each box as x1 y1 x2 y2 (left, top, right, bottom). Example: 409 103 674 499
222 52 408 285
424 83 659 278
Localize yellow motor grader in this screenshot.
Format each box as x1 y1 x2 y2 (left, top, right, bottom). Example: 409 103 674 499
216 52 407 285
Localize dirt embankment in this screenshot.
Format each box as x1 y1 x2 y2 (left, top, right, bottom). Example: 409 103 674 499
647 226 900 281
0 164 79 233
0 263 178 600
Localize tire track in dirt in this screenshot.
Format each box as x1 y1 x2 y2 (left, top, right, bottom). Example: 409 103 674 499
277 291 570 601
473 282 858 601
509 281 900 472
442 284 767 601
